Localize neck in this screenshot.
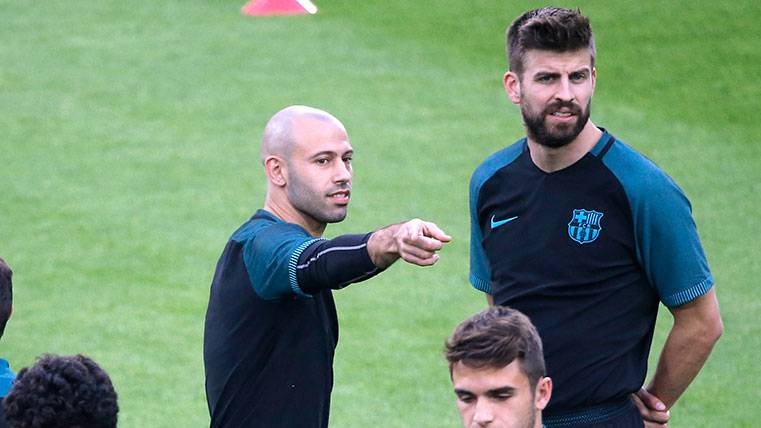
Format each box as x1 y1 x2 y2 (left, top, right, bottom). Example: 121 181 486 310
526 121 602 173
263 192 326 237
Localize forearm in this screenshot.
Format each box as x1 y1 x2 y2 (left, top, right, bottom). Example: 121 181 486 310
296 233 381 294
647 290 723 408
647 324 717 407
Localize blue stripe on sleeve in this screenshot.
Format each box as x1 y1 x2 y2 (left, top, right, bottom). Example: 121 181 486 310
240 218 318 301
289 238 324 297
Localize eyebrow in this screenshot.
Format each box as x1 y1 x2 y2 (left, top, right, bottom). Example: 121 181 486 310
453 386 516 396
535 67 590 77
308 149 353 159
486 386 516 396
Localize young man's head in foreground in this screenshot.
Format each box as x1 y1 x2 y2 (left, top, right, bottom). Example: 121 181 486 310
445 306 552 428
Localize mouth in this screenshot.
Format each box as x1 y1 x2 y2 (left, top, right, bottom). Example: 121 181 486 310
547 107 578 123
328 189 351 205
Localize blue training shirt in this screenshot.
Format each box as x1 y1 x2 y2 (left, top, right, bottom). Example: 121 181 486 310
469 129 713 420
0 357 14 428
0 358 14 397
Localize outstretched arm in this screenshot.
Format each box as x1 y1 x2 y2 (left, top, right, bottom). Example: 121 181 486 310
296 219 451 294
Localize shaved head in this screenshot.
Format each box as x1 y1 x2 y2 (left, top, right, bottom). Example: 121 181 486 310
261 105 346 163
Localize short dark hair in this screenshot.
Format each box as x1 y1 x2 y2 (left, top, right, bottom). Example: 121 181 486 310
3 354 119 428
506 7 595 76
445 306 545 388
0 257 12 339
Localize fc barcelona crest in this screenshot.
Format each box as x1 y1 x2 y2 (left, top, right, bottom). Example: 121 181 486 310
568 209 604 244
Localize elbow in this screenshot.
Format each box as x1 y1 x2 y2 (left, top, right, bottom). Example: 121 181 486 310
709 316 724 344
696 315 723 350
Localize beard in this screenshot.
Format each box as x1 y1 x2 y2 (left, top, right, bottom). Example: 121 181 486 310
522 99 591 148
287 170 349 225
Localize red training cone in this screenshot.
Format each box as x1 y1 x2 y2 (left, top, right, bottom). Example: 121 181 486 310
241 0 318 16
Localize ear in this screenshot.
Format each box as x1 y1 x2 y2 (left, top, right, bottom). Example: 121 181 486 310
534 377 553 411
591 67 597 90
504 71 522 105
264 156 287 187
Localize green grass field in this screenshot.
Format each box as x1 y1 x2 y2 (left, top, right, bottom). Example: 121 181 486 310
2 1 760 426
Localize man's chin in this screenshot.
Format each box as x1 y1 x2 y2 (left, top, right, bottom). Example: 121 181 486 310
532 123 583 148
531 132 575 148
324 210 348 224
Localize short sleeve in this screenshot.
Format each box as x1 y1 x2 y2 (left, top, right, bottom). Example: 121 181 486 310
468 142 526 295
242 223 321 300
603 142 713 308
469 168 492 294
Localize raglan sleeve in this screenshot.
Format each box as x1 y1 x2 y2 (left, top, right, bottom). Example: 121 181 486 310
241 223 323 300
469 169 492 294
630 170 714 308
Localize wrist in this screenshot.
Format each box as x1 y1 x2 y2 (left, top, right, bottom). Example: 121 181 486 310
367 225 401 268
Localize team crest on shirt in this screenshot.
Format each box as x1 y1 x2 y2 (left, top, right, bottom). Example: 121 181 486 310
567 209 604 244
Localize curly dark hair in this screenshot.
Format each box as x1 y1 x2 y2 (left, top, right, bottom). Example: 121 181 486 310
2 354 119 428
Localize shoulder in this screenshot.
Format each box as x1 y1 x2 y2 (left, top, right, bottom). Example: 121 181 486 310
470 139 526 193
231 212 310 245
600 137 686 205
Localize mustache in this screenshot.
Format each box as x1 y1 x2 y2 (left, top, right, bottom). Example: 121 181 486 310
544 101 581 115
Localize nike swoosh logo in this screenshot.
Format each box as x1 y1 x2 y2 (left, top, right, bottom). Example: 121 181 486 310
490 215 518 229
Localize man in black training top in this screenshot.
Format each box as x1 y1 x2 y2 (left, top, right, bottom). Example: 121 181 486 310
469 7 723 428
204 105 451 427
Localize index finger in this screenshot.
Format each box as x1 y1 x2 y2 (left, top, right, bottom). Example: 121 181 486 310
631 392 670 424
421 221 452 242
407 235 445 251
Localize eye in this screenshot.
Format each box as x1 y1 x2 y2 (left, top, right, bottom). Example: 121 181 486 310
570 72 587 82
456 392 476 404
536 74 554 83
493 393 512 402
343 156 352 164
315 158 330 166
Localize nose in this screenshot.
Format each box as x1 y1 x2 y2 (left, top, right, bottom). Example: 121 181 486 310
555 77 574 102
472 400 494 426
333 159 352 183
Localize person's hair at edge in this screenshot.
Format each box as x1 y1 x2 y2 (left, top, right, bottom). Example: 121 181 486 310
445 306 545 389
3 354 119 428
506 7 595 77
0 256 12 339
